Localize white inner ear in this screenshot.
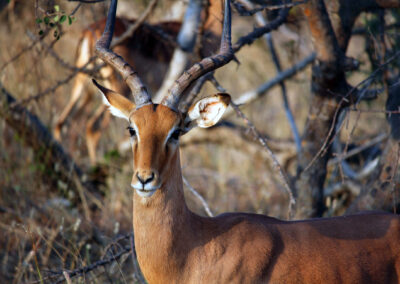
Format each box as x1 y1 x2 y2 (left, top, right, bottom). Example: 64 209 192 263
101 92 129 121
188 96 228 128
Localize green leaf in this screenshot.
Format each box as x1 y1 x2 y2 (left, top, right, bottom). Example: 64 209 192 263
68 16 72 25
54 5 60 12
60 15 67 24
44 16 50 25
54 15 59 22
35 18 42 24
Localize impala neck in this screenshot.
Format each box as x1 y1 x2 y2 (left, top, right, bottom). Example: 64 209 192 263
133 149 196 282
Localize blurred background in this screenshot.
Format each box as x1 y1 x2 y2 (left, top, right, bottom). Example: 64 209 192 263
0 0 399 282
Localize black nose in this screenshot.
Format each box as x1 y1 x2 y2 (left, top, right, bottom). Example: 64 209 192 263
136 172 155 185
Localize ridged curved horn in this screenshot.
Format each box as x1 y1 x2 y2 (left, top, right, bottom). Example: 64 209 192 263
161 0 233 111
95 0 152 108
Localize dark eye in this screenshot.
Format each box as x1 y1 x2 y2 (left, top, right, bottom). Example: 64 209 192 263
127 126 136 137
170 129 181 141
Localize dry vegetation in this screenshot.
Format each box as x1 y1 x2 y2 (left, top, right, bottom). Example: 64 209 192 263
0 0 399 283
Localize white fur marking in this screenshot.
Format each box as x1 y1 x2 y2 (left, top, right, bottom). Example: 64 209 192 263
76 38 90 67
100 93 129 120
131 122 140 142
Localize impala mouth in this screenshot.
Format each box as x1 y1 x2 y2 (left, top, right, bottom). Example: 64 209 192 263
131 184 159 198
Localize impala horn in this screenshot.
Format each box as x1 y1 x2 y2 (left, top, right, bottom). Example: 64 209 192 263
95 0 152 108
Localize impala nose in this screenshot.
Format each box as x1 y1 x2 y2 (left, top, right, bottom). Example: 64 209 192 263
136 172 155 185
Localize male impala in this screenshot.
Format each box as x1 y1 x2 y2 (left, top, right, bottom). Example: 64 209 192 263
93 0 400 283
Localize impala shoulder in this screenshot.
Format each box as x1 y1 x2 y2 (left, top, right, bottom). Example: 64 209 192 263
216 212 284 223
214 212 285 234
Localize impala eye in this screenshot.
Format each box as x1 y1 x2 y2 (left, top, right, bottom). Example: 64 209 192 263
127 126 136 137
170 129 181 141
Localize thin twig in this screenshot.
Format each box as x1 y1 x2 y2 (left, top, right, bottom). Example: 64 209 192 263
183 176 214 217
1 2 83 73
251 7 301 153
53 246 131 283
0 28 50 72
26 31 103 76
233 7 289 53
234 0 307 15
112 0 159 47
328 133 388 165
230 102 296 219
225 53 315 116
10 68 83 109
302 50 400 172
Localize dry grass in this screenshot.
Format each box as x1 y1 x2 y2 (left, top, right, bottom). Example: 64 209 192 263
0 1 394 282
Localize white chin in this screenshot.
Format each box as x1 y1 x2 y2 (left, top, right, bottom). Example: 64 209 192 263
135 188 157 198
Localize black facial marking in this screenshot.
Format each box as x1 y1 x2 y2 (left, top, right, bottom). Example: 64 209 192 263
170 129 181 141
127 126 136 137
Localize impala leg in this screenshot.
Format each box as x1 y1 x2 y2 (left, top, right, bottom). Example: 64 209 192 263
54 72 87 141
85 64 115 164
86 104 110 165
54 35 93 141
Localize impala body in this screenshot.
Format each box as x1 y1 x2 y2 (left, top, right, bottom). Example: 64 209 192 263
92 0 400 283
99 99 400 284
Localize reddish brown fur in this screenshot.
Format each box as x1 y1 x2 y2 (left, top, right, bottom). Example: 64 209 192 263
128 105 400 284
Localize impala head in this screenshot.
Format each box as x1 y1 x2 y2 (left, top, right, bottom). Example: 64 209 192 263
93 0 233 198
93 80 230 197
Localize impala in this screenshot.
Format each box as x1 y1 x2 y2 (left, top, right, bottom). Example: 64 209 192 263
54 0 223 164
93 0 400 283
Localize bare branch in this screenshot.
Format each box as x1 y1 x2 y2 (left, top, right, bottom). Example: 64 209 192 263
329 133 388 166
250 6 302 153
53 246 131 283
233 7 289 53
26 31 103 76
111 0 158 47
302 0 343 64
228 53 316 110
183 176 214 217
233 0 307 15
230 101 296 219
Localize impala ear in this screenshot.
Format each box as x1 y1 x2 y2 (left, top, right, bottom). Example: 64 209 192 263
92 79 135 120
184 93 231 131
